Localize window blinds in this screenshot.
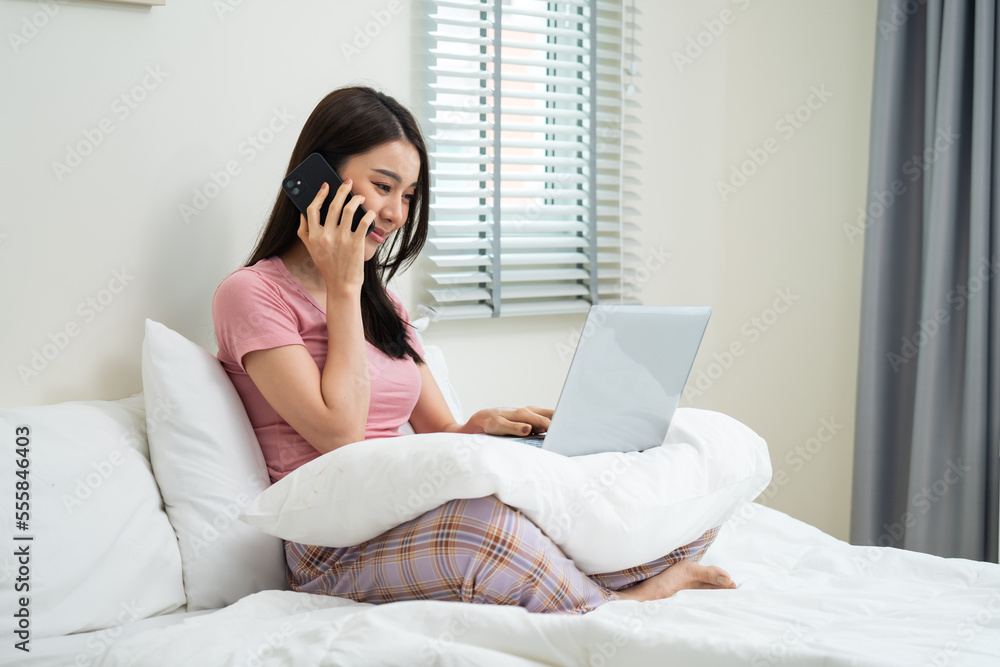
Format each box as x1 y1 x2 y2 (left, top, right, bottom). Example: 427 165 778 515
418 0 639 320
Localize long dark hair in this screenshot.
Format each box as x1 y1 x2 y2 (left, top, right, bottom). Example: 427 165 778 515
245 86 429 364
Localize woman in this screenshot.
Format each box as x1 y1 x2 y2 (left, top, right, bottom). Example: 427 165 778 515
212 86 736 614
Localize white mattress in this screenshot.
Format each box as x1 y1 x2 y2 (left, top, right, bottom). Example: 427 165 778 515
19 503 1000 667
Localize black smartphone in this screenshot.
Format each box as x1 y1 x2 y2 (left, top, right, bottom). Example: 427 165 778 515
282 152 374 235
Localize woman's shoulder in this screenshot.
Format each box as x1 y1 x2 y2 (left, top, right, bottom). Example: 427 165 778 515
218 256 282 284
212 257 290 311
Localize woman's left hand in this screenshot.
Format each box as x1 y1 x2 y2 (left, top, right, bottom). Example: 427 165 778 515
463 406 554 436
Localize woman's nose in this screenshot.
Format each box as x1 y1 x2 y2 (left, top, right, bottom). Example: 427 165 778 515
382 197 403 225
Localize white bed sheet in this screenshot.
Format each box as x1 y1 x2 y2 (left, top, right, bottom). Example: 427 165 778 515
20 503 1000 667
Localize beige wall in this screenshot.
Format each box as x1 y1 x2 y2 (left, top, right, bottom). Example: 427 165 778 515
626 0 876 539
421 1 877 541
0 0 875 540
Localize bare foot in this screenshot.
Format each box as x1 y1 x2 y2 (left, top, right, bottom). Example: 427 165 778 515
614 561 737 602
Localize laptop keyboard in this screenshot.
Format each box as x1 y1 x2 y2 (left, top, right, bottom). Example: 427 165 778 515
506 433 546 447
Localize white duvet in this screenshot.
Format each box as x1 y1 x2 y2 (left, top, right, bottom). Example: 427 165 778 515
241 408 772 574
22 502 999 667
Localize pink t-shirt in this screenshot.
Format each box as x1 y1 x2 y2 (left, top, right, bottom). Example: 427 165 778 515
212 256 424 483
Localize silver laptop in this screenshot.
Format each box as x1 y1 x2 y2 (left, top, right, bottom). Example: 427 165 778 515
506 305 711 457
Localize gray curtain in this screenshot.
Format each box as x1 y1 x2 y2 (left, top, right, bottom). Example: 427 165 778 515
852 0 1000 563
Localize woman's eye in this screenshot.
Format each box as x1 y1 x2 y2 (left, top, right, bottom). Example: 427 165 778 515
375 183 391 193
403 194 413 202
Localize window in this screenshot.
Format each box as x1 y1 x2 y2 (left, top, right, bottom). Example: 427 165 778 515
417 0 639 319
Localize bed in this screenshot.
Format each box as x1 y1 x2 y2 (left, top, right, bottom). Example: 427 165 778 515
16 501 1000 667
4 320 999 667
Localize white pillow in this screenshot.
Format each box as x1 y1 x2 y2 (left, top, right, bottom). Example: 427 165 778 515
141 319 287 611
242 407 772 574
0 394 186 639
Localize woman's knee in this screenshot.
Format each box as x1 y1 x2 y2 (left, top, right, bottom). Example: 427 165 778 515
429 496 526 561
446 494 509 515
433 495 517 529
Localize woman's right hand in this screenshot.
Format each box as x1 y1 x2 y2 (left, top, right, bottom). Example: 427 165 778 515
297 179 376 294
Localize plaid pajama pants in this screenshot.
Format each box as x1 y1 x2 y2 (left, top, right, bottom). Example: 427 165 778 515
285 495 722 615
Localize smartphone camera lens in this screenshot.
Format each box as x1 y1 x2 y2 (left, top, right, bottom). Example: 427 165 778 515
291 187 300 195
285 179 294 189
